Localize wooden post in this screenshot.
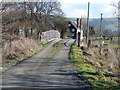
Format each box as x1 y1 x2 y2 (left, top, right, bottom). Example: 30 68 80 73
77 18 79 47
88 40 91 49
79 18 82 29
78 32 80 47
99 13 103 55
80 19 83 47
77 18 79 28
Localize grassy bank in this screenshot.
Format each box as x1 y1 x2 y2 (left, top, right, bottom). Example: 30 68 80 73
2 42 49 71
70 44 120 89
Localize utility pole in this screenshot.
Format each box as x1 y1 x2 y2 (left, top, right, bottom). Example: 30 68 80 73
77 18 80 47
99 13 103 55
86 2 90 48
80 18 83 47
77 18 79 28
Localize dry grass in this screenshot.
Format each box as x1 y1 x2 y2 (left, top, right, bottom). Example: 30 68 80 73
84 47 120 83
3 37 38 60
2 36 48 71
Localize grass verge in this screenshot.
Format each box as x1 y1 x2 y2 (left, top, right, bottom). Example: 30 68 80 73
46 42 64 62
2 42 49 71
70 44 120 89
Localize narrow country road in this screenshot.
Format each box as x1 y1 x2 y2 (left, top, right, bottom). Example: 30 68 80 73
2 39 90 89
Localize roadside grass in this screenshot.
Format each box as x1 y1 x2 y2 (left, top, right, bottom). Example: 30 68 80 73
2 42 50 70
70 44 120 89
46 42 64 62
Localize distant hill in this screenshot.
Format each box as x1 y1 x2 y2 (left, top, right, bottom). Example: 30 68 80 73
89 18 118 36
68 17 118 36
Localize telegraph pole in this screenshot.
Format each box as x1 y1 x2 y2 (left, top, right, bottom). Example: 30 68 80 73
77 18 80 47
99 13 103 55
86 2 90 48
80 18 84 47
77 18 79 28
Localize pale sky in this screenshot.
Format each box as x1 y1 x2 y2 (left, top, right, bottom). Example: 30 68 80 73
0 0 119 18
59 0 119 18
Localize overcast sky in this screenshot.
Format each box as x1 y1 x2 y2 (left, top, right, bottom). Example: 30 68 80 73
59 0 119 18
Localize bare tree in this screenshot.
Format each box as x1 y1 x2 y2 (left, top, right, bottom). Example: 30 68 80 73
2 1 64 41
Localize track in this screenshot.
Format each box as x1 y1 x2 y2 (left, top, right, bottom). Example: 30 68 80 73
2 39 90 89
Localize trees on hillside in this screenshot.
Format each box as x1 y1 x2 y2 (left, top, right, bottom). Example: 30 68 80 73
89 26 95 36
1 1 64 41
53 16 68 38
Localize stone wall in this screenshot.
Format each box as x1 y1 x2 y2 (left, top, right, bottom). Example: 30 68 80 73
41 30 60 42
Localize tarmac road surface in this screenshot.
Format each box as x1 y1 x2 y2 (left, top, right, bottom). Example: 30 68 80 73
2 39 91 89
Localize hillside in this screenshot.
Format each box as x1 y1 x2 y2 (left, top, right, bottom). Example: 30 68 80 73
68 17 118 36
90 18 118 36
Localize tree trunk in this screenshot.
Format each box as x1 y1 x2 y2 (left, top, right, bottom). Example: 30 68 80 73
30 27 33 38
36 30 40 41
